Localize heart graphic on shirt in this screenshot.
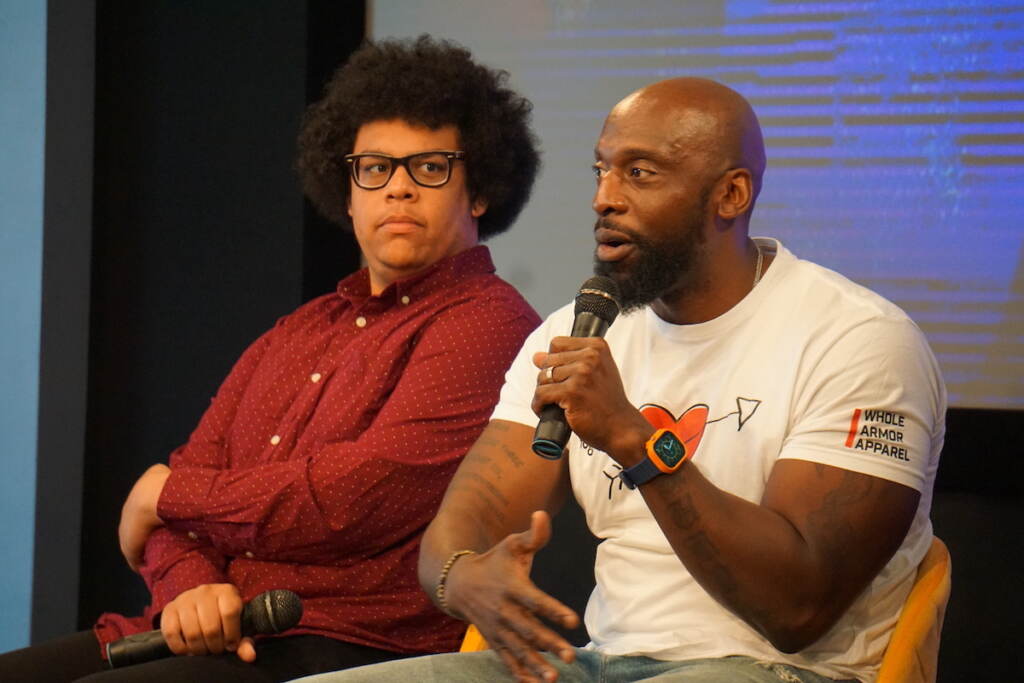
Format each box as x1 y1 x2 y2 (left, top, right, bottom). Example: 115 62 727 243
639 403 709 459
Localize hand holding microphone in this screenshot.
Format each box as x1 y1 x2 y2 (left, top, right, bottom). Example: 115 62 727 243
532 276 621 458
106 587 303 668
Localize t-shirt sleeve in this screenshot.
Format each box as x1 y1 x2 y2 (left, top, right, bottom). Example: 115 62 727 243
778 315 946 492
490 303 574 427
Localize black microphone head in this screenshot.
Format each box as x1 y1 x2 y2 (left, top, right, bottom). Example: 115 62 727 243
575 276 621 325
242 589 303 635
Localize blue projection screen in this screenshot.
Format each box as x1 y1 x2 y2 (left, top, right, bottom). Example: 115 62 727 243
373 0 1024 410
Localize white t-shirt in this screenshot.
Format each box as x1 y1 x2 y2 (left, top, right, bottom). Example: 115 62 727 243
491 238 946 682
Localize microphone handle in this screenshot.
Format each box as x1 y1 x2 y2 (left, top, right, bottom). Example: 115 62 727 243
106 631 172 668
531 312 611 459
570 312 610 338
106 592 288 668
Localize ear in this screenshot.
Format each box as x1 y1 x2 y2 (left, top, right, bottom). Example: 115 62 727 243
346 194 352 218
715 169 753 220
471 196 488 218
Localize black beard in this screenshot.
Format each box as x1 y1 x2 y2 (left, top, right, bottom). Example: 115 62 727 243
593 213 707 313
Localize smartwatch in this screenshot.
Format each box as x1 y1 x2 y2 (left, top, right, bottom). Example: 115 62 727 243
619 428 689 489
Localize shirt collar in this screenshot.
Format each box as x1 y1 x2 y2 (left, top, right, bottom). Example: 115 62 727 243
336 245 496 307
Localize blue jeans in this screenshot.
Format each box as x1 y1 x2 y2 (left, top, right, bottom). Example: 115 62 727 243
292 649 860 683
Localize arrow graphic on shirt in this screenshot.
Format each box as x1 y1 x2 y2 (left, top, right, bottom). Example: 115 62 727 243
706 397 762 431
600 398 761 500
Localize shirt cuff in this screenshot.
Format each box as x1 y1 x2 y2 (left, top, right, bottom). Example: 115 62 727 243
142 550 229 611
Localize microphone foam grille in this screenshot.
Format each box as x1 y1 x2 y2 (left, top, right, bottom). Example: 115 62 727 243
247 589 303 634
574 276 621 324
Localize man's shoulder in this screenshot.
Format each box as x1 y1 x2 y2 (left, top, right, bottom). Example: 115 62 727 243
774 248 919 334
770 250 942 399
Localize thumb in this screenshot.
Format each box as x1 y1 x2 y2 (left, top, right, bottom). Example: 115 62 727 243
515 510 553 555
236 637 256 663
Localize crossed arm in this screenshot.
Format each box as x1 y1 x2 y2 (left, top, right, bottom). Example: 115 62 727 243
115 299 535 660
420 336 921 683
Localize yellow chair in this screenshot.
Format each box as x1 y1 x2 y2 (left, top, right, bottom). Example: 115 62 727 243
876 536 952 683
459 537 952 682
460 623 488 652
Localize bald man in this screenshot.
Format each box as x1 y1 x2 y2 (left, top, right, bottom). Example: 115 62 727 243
296 78 945 683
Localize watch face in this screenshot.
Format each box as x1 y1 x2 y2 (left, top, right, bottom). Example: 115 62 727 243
653 431 686 468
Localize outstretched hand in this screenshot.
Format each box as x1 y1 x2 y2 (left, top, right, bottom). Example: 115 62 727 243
445 511 579 683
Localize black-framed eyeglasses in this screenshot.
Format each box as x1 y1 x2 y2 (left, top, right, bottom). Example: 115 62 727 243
344 151 466 190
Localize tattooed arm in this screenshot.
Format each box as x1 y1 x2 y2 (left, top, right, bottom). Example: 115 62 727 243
532 336 921 654
418 419 580 682
639 458 918 652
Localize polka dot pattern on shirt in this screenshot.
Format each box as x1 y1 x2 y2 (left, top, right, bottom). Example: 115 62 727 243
96 246 540 655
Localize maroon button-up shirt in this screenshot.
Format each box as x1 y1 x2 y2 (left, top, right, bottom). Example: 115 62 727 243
94 245 539 655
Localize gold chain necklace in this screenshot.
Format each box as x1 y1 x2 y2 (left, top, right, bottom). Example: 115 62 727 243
752 241 764 287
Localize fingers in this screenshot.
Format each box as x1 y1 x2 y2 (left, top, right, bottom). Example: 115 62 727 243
491 603 580 681
160 584 244 657
532 337 607 370
510 581 580 636
501 514 581 646
493 628 561 683
531 343 605 398
449 514 580 682
161 605 187 655
494 644 548 683
217 590 243 652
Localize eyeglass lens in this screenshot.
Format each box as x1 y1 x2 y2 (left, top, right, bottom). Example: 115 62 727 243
352 153 453 188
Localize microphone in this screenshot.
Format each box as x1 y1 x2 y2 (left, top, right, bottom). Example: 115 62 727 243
532 276 621 459
106 589 303 668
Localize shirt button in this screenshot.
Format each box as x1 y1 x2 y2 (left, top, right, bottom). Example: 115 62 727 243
245 551 254 559
355 316 367 328
270 434 281 445
187 531 198 540
401 295 410 305
310 372 322 383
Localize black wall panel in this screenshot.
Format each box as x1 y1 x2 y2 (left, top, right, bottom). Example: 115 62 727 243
76 0 364 629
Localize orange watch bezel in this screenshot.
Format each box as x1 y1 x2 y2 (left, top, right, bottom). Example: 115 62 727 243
645 427 690 473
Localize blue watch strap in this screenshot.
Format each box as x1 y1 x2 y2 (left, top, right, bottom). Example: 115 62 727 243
619 458 661 489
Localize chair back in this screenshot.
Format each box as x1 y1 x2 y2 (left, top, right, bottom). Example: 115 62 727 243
459 623 488 652
876 536 952 683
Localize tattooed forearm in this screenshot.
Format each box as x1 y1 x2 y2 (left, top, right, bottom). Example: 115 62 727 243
665 495 699 531
683 530 740 603
446 501 503 550
806 470 875 558
661 486 741 604
500 443 524 468
463 471 510 507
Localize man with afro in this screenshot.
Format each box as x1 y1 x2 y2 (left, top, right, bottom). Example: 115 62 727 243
0 35 541 682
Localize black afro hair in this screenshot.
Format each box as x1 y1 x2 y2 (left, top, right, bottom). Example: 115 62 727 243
296 35 541 240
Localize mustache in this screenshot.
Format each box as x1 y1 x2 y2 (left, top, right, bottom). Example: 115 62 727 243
593 218 652 248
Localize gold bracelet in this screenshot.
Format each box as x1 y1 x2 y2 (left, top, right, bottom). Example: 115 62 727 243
436 549 475 617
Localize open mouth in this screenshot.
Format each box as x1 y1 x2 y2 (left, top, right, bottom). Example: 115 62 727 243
595 227 635 262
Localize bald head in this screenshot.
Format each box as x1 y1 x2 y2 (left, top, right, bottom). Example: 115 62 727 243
608 77 766 199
